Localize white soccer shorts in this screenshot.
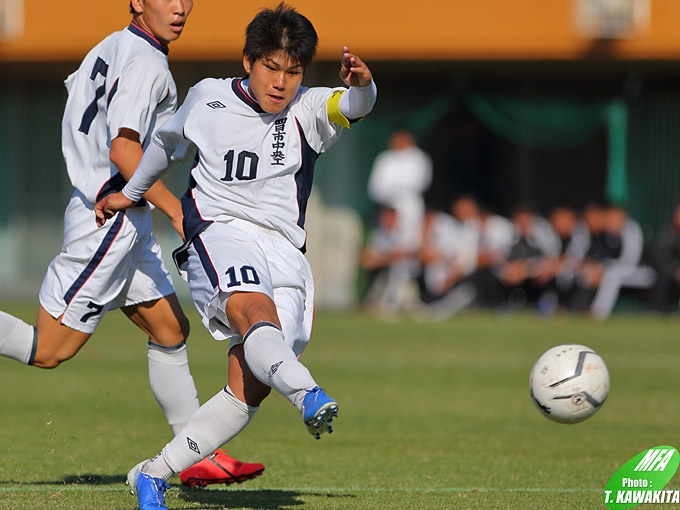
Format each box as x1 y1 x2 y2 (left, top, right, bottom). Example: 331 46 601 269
184 219 314 356
39 191 175 334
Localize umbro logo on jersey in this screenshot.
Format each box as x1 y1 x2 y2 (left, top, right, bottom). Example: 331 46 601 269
207 101 226 109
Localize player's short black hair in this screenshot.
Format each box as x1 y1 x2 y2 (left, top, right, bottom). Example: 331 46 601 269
129 2 133 14
243 3 318 70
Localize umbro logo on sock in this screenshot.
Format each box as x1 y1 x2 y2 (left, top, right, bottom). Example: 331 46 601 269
187 437 200 455
268 361 283 379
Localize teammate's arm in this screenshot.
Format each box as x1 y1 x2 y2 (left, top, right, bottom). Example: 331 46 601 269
96 136 174 227
109 128 184 239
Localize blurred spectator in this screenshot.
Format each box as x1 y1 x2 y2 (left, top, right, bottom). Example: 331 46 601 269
533 205 590 312
367 130 433 253
650 199 680 313
492 203 562 310
359 207 418 316
450 202 559 312
565 202 609 311
419 196 514 318
571 203 655 320
415 208 466 303
454 196 515 278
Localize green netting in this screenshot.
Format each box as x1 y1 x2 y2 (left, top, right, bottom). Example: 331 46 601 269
626 94 680 233
464 92 629 205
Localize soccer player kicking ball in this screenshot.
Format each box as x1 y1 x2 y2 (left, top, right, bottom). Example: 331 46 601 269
95 3 377 508
0 0 263 488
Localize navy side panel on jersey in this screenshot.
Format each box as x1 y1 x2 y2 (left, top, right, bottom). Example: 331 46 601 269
293 117 319 246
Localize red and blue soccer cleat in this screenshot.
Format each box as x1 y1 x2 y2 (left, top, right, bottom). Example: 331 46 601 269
179 449 265 488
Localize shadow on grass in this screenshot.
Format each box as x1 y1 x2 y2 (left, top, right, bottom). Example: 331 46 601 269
177 488 356 509
0 474 127 485
0 476 357 509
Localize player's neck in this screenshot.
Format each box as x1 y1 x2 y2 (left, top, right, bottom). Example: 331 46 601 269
130 18 170 51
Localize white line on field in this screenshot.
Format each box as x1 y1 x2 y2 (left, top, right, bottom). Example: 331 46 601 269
0 486 603 494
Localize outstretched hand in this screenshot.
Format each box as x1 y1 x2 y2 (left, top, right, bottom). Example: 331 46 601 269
94 191 135 227
339 46 373 88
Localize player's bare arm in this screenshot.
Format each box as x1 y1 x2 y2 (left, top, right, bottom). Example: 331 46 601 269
339 46 373 87
110 128 184 239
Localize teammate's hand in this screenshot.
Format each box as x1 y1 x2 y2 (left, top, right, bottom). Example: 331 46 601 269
339 46 373 88
94 192 135 227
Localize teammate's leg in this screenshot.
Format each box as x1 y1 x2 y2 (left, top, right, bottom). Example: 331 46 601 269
0 305 92 369
122 294 196 434
0 311 37 365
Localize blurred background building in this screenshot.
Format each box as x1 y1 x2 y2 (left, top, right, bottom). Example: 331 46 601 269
2 0 680 309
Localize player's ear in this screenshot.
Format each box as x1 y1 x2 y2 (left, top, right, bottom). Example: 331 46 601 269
130 0 143 15
242 55 252 75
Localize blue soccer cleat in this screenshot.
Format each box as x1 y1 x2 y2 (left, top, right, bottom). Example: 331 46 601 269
301 386 339 440
126 460 170 510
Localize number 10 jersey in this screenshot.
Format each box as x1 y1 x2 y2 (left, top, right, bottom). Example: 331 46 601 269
155 77 348 251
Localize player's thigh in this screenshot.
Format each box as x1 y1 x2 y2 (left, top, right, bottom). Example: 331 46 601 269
33 305 92 368
121 293 189 347
225 291 280 338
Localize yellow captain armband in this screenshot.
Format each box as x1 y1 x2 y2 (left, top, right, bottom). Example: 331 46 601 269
327 90 354 129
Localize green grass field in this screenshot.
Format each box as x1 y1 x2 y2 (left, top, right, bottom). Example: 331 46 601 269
1 302 680 509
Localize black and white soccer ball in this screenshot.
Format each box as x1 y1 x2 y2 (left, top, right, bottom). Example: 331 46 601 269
529 344 610 424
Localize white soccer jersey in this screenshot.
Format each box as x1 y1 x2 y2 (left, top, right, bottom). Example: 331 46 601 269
152 78 346 250
61 23 177 204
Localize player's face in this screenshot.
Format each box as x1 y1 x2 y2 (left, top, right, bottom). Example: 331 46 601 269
243 52 304 114
132 0 193 46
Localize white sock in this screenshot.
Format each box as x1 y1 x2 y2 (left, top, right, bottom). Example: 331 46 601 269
147 341 200 435
0 311 37 365
243 322 316 410
144 386 257 479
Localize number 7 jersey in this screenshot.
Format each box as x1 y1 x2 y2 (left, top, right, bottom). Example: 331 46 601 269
156 77 348 250
61 23 177 204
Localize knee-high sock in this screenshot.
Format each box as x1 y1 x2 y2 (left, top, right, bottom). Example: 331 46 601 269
143 387 257 479
243 322 316 409
0 311 37 365
147 341 200 435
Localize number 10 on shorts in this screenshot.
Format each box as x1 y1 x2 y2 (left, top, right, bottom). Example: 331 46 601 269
225 265 261 288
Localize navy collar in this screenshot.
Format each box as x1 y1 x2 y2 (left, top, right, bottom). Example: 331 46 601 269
232 78 265 113
127 22 169 55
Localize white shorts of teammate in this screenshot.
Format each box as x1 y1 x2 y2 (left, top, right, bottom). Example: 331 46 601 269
39 190 175 334
185 219 314 356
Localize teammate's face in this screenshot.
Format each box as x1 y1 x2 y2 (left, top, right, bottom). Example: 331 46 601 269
131 0 193 46
243 52 304 114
